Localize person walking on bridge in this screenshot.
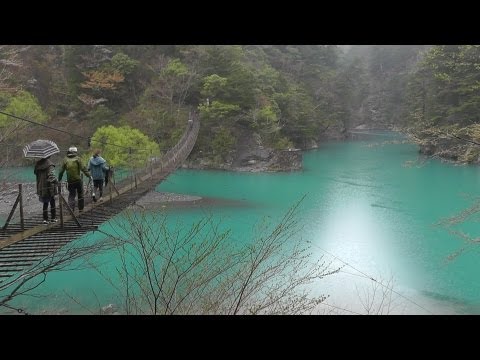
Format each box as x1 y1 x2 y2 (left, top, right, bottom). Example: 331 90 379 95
87 149 109 202
58 146 91 212
34 156 58 224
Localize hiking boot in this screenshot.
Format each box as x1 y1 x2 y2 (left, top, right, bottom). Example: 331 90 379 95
50 218 58 223
92 193 97 202
99 197 103 202
43 220 48 225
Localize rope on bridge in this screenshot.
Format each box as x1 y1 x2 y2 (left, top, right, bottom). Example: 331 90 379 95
0 112 200 265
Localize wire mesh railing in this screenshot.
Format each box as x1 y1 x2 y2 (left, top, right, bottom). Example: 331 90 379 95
0 112 200 237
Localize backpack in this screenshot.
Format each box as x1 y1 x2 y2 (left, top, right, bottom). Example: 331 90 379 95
64 158 81 180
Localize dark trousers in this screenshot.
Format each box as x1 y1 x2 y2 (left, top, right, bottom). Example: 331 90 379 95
93 179 104 197
42 197 56 221
67 181 84 211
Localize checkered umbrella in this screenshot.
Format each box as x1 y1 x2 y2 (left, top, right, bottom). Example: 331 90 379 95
23 139 60 159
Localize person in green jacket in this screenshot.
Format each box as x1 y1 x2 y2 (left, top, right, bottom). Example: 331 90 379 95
58 146 91 212
34 156 58 224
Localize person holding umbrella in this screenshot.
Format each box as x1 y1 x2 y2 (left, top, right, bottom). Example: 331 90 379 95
58 146 92 213
23 140 61 224
34 156 58 224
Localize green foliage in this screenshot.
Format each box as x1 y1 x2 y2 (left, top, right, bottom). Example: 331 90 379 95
145 58 197 114
90 125 160 168
258 105 278 124
274 85 318 143
162 59 189 77
199 101 240 122
406 45 480 135
0 91 48 127
109 53 139 76
272 136 294 150
63 45 84 98
201 74 228 99
202 45 245 76
256 64 281 96
251 104 281 139
211 127 236 160
341 45 427 128
2 45 448 166
222 61 257 108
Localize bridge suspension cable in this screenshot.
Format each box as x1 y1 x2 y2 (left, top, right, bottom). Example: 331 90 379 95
0 110 167 154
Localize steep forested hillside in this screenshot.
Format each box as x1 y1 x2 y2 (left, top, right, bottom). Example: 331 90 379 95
0 45 348 169
2 45 478 169
403 45 480 162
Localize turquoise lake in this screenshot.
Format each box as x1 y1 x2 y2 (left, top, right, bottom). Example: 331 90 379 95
2 132 480 314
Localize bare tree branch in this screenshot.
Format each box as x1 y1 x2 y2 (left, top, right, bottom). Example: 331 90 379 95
89 199 338 315
0 233 117 313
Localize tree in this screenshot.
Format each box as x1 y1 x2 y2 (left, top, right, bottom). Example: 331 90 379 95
200 74 228 100
0 91 49 165
403 45 480 162
89 125 160 168
152 58 198 113
211 126 236 161
125 57 198 145
109 52 139 76
80 70 125 92
0 90 48 127
63 45 90 99
0 45 26 91
95 200 338 314
198 100 240 122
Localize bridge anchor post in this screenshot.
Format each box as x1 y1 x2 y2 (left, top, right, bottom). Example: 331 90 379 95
1 184 21 230
19 184 24 230
58 183 64 228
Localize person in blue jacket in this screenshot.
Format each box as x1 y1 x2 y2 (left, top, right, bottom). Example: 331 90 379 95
87 149 109 202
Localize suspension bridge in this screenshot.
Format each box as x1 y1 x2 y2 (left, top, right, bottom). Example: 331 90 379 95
0 114 200 283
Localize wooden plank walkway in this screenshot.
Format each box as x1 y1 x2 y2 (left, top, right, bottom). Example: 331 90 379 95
0 116 200 282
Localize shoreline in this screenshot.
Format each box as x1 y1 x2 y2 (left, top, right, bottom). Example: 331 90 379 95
132 190 251 210
0 183 249 220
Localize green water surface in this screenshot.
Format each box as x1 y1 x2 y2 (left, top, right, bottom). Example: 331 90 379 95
3 132 480 314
